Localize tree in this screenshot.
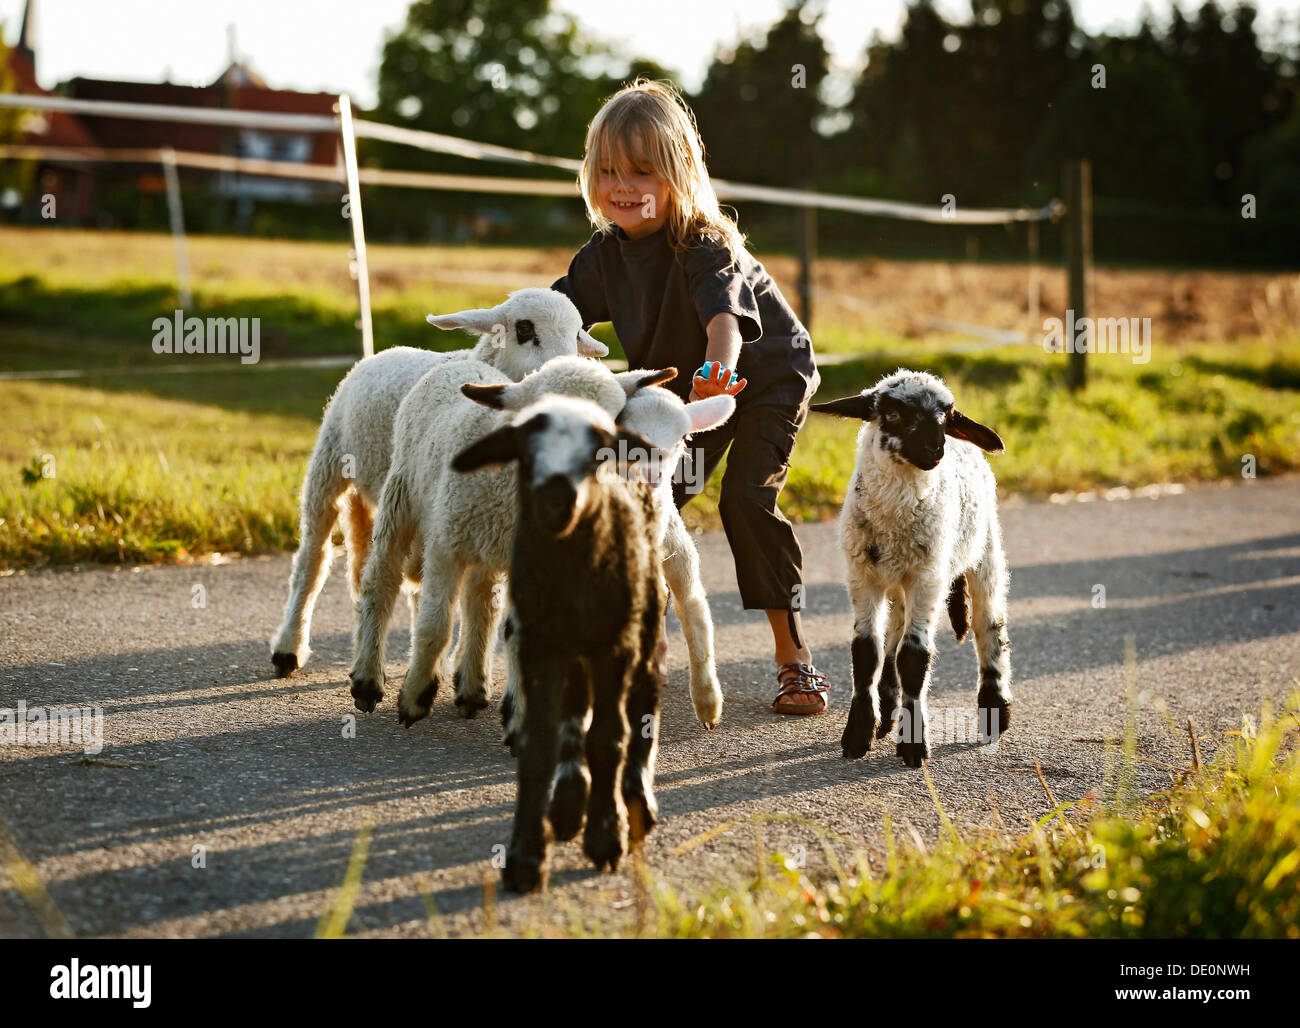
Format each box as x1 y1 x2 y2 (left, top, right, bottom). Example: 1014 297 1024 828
691 0 831 187
1029 44 1206 206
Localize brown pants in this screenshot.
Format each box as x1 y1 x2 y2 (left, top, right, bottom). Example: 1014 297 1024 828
672 400 808 611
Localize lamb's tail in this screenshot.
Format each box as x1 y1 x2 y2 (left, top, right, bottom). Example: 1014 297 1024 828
947 574 970 643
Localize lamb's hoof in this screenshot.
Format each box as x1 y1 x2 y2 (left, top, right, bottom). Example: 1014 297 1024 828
453 671 490 719
977 691 1011 737
455 693 489 718
691 677 723 730
876 704 898 739
548 774 589 842
396 678 438 727
624 790 658 845
897 740 930 768
841 716 878 759
349 673 383 713
584 816 626 872
271 652 299 679
502 852 547 894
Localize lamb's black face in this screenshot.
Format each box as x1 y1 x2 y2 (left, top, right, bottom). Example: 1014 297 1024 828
517 415 607 538
876 393 950 471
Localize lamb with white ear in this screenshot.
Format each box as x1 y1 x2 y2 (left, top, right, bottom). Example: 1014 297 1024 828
269 288 607 677
347 355 670 720
464 376 735 735
811 369 1011 768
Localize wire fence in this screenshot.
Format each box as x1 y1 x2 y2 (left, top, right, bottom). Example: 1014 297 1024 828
0 91 1072 376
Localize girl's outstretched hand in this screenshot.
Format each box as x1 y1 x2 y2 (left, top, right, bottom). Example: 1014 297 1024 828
691 361 748 401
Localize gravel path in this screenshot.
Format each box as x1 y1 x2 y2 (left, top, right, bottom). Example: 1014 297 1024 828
1 476 1297 937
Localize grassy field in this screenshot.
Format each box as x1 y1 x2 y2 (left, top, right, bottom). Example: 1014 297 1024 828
2 227 1299 567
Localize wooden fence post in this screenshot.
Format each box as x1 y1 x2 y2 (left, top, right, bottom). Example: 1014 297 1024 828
1064 159 1092 391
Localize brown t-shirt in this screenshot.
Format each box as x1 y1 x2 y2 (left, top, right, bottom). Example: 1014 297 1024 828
551 226 819 407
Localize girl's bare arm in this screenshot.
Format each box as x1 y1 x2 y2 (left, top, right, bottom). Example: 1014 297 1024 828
691 312 747 399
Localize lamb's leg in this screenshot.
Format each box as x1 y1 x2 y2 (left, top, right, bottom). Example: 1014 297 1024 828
842 579 886 759
451 565 504 718
341 488 374 602
968 545 1012 739
547 658 591 842
270 437 345 676
401 548 423 678
662 509 723 728
500 609 524 753
895 581 943 768
876 599 905 740
348 476 415 713
503 648 562 894
396 545 464 727
583 650 633 872
623 594 667 845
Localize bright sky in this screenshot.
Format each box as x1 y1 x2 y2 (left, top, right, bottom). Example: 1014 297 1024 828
2 0 1294 107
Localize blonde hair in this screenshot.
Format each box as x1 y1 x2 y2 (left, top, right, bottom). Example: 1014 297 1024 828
578 78 747 267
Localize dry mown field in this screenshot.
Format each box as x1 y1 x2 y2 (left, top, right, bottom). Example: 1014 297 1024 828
6 227 1299 348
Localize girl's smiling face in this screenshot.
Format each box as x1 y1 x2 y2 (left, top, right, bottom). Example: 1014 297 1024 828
596 141 669 239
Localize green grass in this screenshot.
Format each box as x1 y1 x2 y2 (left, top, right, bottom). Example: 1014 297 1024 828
3 230 1299 567
641 691 1300 939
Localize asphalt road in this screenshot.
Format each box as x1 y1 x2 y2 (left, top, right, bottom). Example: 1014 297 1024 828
1 476 1298 938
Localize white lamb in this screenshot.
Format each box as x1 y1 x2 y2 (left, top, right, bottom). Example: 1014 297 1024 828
347 355 672 719
810 369 1011 768
269 288 607 677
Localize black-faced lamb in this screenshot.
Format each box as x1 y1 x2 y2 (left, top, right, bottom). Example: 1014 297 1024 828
269 288 606 678
451 395 664 892
810 369 1011 767
461 377 735 737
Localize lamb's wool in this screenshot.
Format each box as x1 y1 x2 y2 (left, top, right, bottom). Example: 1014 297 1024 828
815 368 1011 768
348 356 637 721
270 288 604 674
450 396 665 893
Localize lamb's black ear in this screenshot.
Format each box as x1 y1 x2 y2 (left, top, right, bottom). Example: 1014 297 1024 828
619 366 677 397
638 367 677 389
610 428 657 474
451 425 520 472
809 392 876 420
946 410 1004 453
461 383 508 409
615 427 655 455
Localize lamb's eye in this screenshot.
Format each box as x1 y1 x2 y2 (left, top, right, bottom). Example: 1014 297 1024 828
515 319 536 345
884 410 900 424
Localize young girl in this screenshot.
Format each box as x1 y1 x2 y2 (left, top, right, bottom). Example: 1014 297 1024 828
551 79 831 716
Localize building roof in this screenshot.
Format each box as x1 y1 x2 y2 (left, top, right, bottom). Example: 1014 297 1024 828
64 76 340 164
5 48 98 148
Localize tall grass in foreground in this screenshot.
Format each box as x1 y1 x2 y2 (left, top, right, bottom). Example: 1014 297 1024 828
648 693 1300 938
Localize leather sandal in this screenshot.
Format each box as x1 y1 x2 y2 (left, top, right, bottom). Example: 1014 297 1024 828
772 662 830 716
